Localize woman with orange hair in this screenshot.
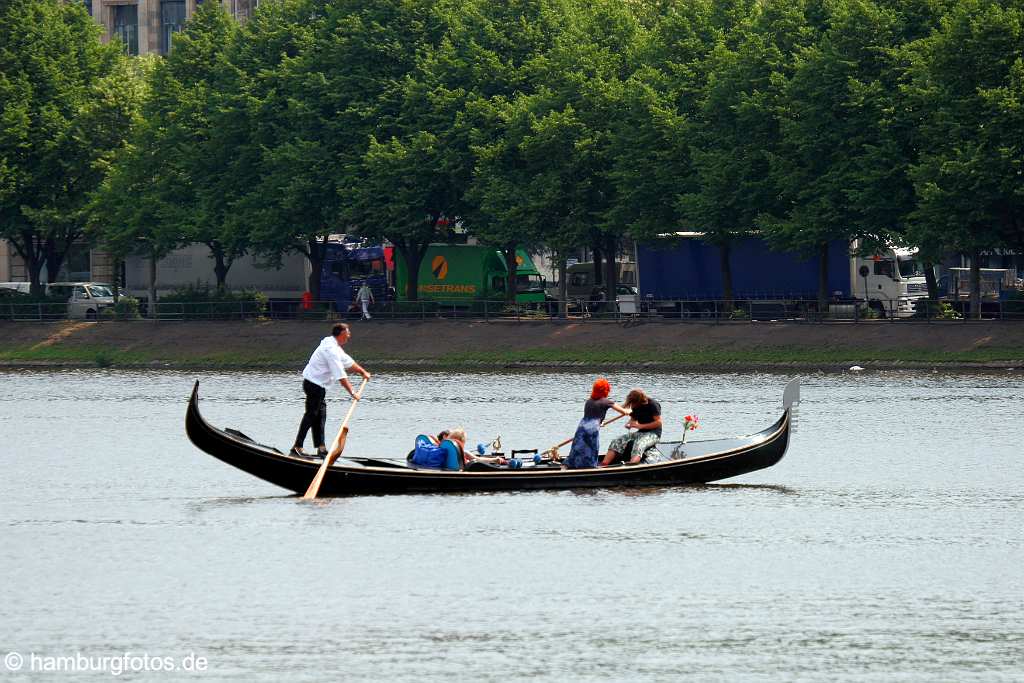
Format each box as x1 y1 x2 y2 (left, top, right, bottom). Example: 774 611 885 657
564 378 630 469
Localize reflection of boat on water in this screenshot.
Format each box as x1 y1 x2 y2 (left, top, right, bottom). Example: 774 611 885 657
186 379 800 497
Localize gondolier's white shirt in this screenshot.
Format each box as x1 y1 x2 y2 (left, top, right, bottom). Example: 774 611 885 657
302 336 355 389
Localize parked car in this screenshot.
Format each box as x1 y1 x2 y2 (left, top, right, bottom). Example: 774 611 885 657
47 282 118 319
0 281 117 319
0 282 31 295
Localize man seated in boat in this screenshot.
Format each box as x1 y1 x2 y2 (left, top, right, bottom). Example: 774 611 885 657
599 389 668 466
446 428 508 469
409 428 506 470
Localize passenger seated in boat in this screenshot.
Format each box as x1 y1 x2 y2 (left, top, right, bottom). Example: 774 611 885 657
446 428 507 468
600 389 666 466
409 430 455 469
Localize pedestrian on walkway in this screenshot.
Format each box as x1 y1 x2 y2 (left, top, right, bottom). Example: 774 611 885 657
355 283 374 320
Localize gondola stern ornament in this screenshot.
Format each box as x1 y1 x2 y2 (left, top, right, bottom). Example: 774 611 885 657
783 378 801 432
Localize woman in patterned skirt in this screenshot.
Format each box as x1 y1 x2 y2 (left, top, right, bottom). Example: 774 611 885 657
564 378 630 469
601 389 663 466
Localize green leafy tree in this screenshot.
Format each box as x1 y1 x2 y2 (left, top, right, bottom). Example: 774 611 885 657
99 3 245 291
673 0 812 308
903 0 1023 318
89 57 181 310
469 0 645 303
760 0 921 311
359 0 573 301
224 0 327 297
469 97 593 310
158 2 247 289
0 0 131 295
453 0 579 304
344 0 469 301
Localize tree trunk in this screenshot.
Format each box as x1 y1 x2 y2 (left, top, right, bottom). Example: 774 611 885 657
923 259 939 303
207 242 231 291
394 241 427 301
817 241 829 315
148 252 157 315
558 256 568 320
502 244 519 306
12 229 46 297
43 239 67 284
720 242 734 311
305 237 328 302
27 257 45 298
592 245 603 287
603 235 618 310
970 250 981 320
112 255 121 303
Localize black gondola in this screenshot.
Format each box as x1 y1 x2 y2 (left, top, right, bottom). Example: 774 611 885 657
186 379 799 496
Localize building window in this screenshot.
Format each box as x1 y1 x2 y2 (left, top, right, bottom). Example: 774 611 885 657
161 0 187 55
112 5 139 56
82 0 92 16
232 0 258 21
61 247 92 282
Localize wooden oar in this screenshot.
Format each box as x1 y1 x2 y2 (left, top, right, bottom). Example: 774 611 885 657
302 377 369 499
542 410 629 458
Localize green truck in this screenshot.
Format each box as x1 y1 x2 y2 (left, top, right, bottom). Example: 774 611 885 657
395 244 546 306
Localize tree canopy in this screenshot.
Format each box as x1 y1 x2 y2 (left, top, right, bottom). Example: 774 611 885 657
2 0 1015 309
0 0 139 295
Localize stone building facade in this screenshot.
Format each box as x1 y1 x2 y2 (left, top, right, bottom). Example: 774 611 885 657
82 0 260 56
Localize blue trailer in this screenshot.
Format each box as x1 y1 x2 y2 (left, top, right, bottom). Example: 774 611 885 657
637 236 850 300
319 243 391 313
633 235 937 318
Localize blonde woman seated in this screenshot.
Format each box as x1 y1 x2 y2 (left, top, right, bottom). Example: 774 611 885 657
445 428 507 469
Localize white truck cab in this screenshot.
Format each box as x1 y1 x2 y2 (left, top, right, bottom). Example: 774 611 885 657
849 246 929 318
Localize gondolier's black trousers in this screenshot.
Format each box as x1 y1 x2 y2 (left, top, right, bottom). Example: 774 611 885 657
295 379 327 449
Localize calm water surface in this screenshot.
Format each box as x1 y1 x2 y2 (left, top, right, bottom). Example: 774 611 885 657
1 369 1022 681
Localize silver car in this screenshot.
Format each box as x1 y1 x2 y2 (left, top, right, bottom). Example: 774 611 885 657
47 282 117 320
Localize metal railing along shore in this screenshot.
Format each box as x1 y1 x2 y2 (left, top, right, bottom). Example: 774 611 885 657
2 297 1023 322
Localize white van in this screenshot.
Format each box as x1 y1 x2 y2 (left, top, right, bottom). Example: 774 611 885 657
45 282 117 319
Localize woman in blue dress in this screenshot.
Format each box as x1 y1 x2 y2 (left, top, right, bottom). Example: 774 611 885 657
564 378 630 469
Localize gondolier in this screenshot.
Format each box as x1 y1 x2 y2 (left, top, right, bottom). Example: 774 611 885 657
291 323 371 457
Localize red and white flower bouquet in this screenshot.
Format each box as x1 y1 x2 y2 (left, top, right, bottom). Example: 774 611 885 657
681 414 700 442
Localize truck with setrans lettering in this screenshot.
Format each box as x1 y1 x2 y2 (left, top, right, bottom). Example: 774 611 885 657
394 244 546 307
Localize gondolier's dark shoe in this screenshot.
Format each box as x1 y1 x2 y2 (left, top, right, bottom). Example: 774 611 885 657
289 447 310 457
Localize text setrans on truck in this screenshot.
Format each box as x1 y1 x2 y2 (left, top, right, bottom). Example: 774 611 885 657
637 234 928 317
394 244 546 306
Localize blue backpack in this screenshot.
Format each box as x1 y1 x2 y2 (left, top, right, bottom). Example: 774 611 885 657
410 435 461 470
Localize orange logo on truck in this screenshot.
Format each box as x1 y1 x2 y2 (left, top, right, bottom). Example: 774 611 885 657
431 256 448 280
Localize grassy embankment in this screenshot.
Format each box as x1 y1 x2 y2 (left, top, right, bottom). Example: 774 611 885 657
2 318 1023 369
0 346 305 368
